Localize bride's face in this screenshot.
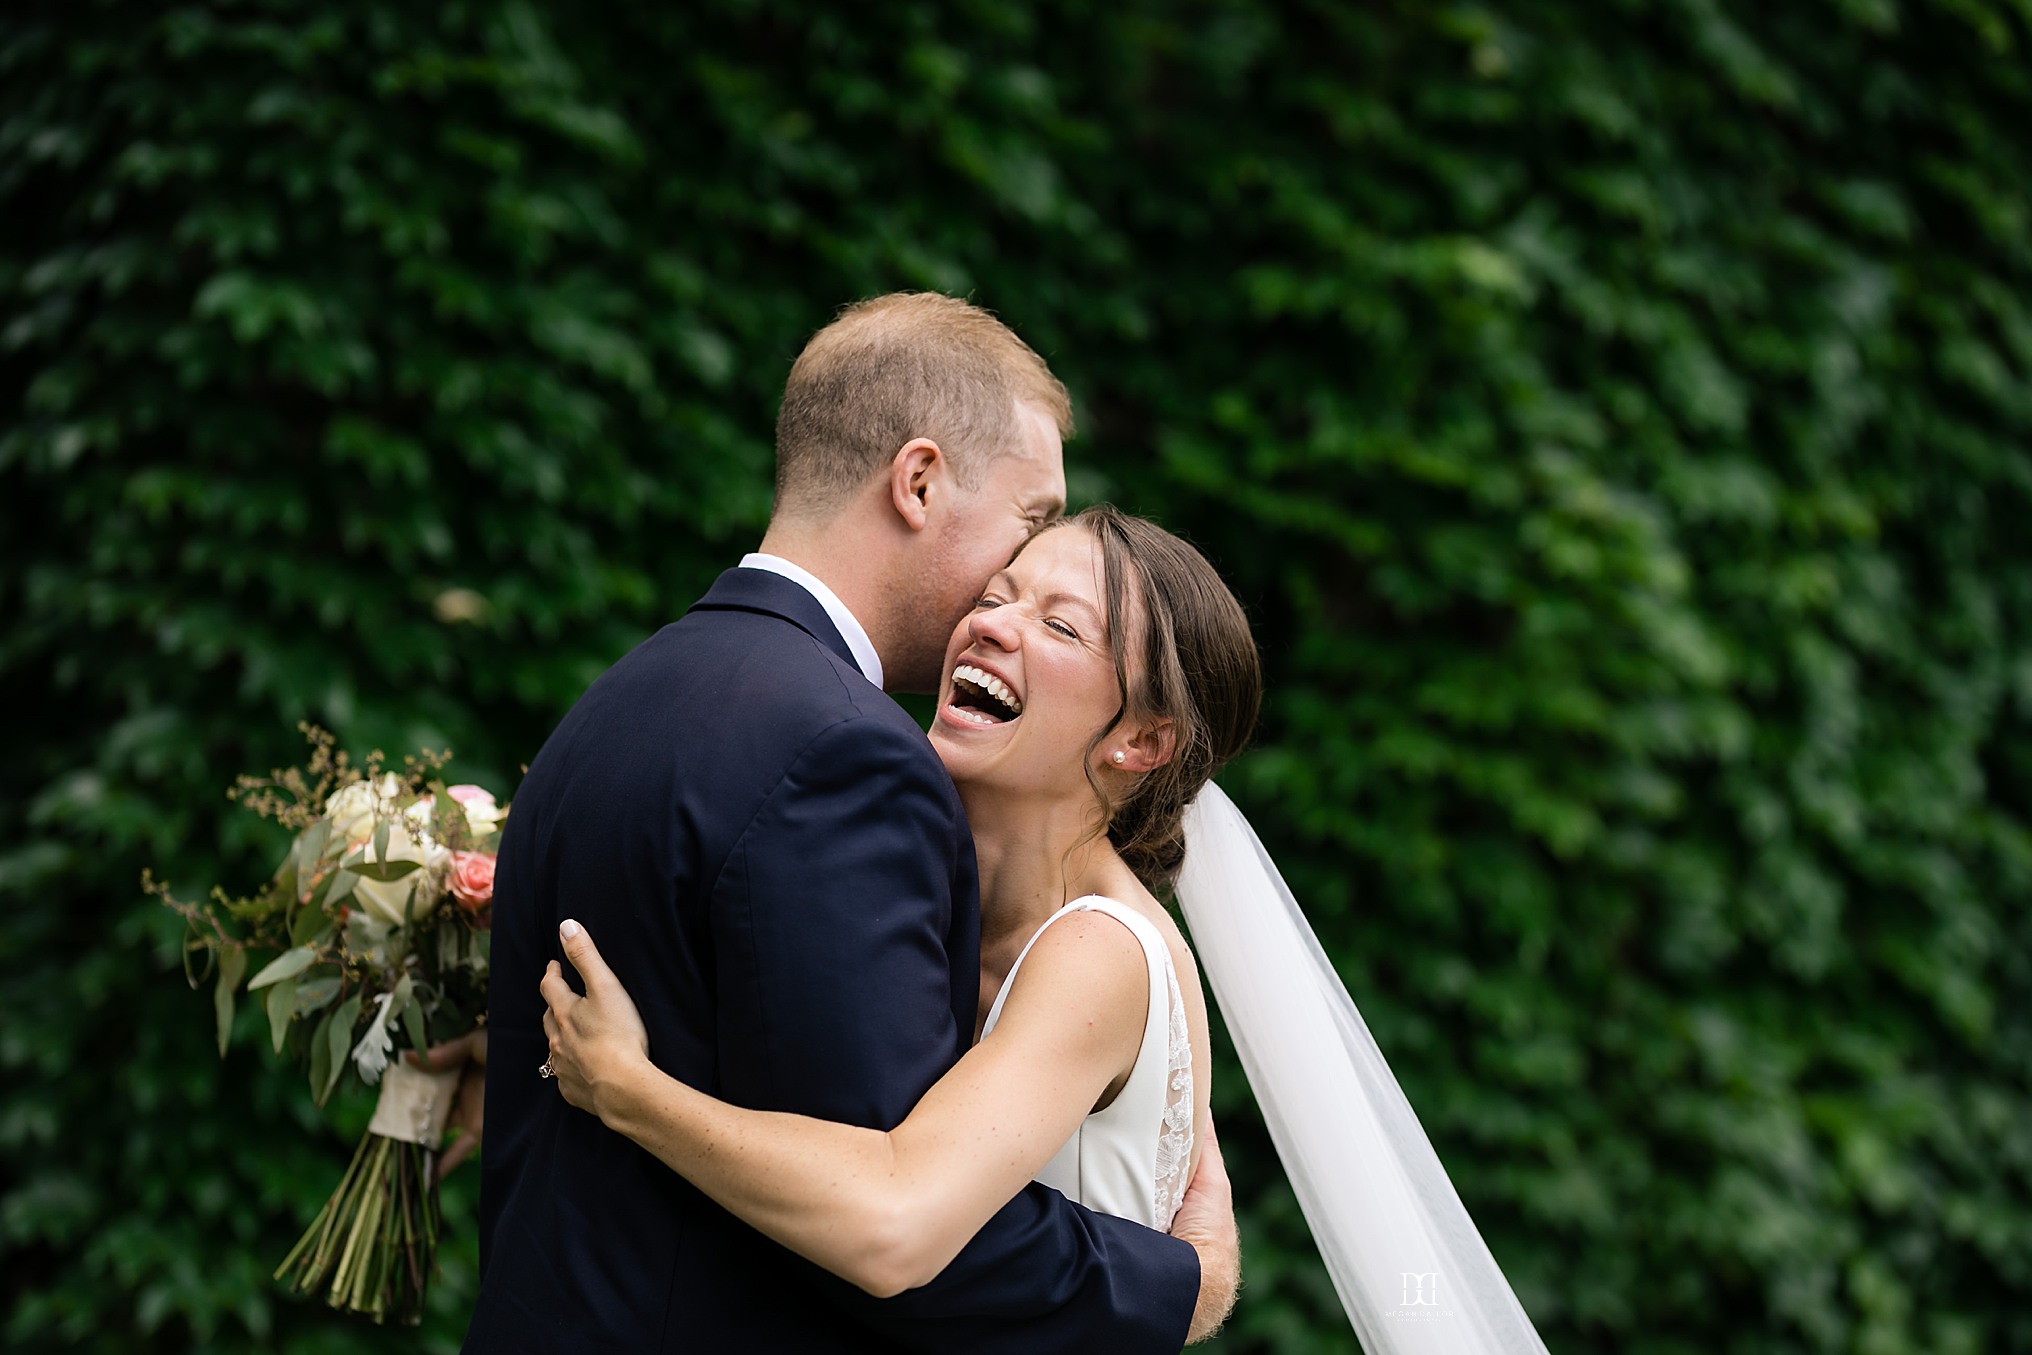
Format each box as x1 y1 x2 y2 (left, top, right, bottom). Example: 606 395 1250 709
929 526 1138 801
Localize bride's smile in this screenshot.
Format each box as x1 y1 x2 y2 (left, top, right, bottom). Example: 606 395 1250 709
931 525 1146 810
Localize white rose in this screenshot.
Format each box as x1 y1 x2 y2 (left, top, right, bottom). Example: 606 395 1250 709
325 773 404 847
349 821 449 928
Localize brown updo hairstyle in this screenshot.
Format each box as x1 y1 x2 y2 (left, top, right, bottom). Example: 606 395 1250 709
1059 505 1262 890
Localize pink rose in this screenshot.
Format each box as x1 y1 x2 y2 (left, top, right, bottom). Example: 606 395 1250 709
446 784 507 838
448 850 496 912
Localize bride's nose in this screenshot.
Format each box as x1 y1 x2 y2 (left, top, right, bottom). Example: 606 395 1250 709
966 603 1020 651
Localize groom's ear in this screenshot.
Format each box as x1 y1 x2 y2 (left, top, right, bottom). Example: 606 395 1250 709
888 438 945 533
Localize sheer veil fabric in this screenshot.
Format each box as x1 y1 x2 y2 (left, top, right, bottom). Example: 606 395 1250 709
1177 784 1550 1355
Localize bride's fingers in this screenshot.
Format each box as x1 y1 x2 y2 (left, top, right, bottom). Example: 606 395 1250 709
539 959 576 1013
437 1127 480 1179
406 1026 484 1074
557 918 621 999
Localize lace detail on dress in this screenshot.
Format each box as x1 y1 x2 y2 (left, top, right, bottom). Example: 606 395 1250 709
1153 960 1195 1228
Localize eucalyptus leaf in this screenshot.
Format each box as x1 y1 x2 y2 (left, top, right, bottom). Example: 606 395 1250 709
265 976 298 1054
300 865 333 918
289 894 329 945
325 864 359 908
320 992 364 1106
293 973 342 1015
246 945 317 990
181 937 212 990
401 989 430 1057
213 947 247 1058
306 1006 334 1102
372 817 389 866
271 857 298 910
295 819 331 877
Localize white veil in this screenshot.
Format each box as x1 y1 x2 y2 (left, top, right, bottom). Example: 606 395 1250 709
1176 783 1549 1355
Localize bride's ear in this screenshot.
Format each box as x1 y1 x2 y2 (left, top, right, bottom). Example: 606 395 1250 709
1113 717 1176 775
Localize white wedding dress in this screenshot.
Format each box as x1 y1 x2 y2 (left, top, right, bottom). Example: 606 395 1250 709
978 895 1197 1231
972 807 1549 1355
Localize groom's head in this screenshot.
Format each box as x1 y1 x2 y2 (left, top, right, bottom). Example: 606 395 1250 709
769 293 1072 692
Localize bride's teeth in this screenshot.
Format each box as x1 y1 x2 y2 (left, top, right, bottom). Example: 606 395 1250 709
951 664 1022 717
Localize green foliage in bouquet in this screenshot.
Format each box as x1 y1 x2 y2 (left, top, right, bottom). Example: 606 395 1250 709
148 726 499 1325
3 1 2030 1353
154 728 493 1108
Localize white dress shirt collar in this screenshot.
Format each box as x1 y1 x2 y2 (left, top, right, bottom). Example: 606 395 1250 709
738 553 884 689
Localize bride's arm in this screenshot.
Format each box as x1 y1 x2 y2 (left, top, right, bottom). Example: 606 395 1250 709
540 915 1149 1298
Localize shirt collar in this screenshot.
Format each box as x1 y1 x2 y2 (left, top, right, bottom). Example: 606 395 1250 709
738 553 884 688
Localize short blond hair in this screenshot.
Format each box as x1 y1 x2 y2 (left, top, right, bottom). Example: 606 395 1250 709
773 293 1074 517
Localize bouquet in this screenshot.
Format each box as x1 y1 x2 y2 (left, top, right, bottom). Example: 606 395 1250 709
150 725 503 1325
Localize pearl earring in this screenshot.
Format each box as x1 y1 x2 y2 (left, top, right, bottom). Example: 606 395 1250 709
1111 750 1127 765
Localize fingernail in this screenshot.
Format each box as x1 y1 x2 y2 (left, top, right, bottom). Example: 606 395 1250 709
560 919 582 940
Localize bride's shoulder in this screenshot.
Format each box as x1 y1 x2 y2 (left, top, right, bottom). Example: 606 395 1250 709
1032 898 1150 963
1065 892 1197 976
995 907 1150 1042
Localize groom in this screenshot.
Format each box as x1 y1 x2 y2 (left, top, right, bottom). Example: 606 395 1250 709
465 293 1238 1351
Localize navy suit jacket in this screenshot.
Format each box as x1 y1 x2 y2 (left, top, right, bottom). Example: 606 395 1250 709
465 568 1199 1353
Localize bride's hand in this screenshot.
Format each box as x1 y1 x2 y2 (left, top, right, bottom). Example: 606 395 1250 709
540 918 651 1122
406 1026 488 1181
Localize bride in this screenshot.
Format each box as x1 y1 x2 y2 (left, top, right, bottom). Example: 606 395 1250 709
540 505 1547 1353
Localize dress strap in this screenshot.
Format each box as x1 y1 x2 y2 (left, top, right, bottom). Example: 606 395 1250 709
981 896 1170 1029
979 898 1094 1034
978 894 1196 1230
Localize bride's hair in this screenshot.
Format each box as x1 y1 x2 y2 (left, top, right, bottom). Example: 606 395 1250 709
1061 505 1261 890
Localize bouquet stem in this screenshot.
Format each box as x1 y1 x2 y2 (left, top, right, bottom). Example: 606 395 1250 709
274 1063 458 1325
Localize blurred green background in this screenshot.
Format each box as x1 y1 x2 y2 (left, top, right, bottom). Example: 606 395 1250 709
5 0 2030 1350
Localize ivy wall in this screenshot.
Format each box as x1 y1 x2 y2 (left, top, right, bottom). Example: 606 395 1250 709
4 1 2029 1350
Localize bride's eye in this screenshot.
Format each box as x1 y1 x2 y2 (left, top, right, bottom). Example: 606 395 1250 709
973 595 1004 610
1045 618 1079 639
